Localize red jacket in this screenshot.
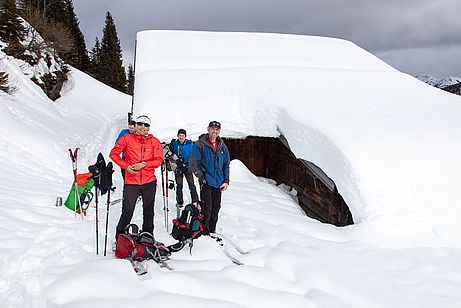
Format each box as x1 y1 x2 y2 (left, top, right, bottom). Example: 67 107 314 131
110 133 163 185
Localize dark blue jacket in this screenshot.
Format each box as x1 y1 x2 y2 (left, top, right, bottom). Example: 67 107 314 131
116 129 131 158
170 139 194 171
189 134 230 189
116 129 131 143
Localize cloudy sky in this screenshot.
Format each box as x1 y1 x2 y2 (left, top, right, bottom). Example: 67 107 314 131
73 0 461 78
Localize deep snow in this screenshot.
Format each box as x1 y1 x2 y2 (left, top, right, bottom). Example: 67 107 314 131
134 30 461 248
0 31 460 307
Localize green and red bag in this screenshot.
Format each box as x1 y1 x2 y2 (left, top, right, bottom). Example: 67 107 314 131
64 172 94 214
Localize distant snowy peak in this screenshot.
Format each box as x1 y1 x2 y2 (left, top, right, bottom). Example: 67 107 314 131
415 74 461 89
414 74 439 86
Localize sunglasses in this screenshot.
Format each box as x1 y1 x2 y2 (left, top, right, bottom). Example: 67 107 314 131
136 122 150 127
208 121 221 129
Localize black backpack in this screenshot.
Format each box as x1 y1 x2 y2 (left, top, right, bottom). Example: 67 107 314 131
88 152 110 195
171 203 203 242
162 143 178 172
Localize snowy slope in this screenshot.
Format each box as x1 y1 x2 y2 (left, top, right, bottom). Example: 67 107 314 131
134 30 461 248
1 30 461 308
0 49 131 306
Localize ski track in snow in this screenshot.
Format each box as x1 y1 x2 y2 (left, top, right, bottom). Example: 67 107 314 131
0 116 121 307
40 163 461 308
3 158 459 308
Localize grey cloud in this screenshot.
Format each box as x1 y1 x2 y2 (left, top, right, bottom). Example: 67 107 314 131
73 0 461 77
377 44 461 78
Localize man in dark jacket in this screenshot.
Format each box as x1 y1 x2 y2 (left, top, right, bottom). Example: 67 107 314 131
190 121 230 235
115 120 136 179
110 115 163 238
170 129 199 206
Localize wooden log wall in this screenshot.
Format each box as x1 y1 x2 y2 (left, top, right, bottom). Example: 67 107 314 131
223 136 353 226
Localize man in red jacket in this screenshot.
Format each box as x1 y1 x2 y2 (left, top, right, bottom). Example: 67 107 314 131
110 115 163 238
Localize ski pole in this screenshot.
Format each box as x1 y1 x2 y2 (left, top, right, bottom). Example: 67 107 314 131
69 148 77 218
68 148 83 219
161 163 167 228
103 187 110 256
74 148 84 221
165 168 169 232
95 187 99 254
104 162 114 256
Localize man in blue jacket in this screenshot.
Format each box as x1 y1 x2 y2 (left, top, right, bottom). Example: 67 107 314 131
170 129 199 206
190 121 230 235
115 120 136 179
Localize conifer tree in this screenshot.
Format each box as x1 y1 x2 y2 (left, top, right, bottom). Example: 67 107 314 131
99 11 126 92
62 0 89 70
89 36 101 78
0 0 26 47
126 63 134 95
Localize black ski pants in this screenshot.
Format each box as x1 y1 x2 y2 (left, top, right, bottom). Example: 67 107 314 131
175 170 199 205
200 183 222 233
116 180 156 238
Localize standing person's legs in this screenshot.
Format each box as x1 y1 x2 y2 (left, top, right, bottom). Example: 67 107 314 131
175 172 184 205
116 184 140 238
209 188 222 233
201 183 213 234
140 180 157 234
185 171 199 203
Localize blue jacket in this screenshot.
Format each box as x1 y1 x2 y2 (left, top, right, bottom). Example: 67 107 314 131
170 139 194 171
116 129 131 143
116 129 132 158
189 134 230 189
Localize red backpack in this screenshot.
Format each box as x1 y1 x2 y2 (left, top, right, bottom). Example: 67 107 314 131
115 224 171 262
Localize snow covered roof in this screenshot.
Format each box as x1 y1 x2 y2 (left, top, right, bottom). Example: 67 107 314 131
134 30 461 247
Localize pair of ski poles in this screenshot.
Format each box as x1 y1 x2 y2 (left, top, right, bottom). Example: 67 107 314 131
161 160 176 232
69 148 84 220
161 162 170 232
69 148 114 256
92 163 115 256
96 163 116 256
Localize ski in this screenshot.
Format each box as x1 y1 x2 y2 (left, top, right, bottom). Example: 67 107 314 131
68 147 84 219
212 233 248 255
110 198 122 206
211 236 244 265
131 260 149 276
130 259 173 278
93 198 121 208
222 243 244 265
158 260 173 271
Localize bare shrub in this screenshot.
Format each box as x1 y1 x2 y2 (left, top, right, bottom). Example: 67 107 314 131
0 71 9 93
22 6 74 58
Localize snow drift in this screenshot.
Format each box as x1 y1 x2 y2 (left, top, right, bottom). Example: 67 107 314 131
1 29 461 307
134 30 461 247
